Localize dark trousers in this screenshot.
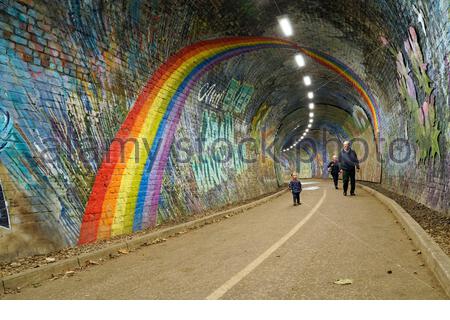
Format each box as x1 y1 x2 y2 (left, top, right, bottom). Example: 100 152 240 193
342 169 356 194
332 173 339 188
292 192 300 204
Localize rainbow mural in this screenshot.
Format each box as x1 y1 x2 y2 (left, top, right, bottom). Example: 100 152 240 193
300 48 380 135
78 37 381 244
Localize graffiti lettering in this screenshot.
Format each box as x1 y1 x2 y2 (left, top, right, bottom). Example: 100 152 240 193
198 83 225 109
0 182 10 230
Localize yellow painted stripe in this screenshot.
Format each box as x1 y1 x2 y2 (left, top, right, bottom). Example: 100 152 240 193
110 40 278 235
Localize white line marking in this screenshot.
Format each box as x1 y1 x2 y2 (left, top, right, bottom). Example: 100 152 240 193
206 190 327 300
303 186 320 191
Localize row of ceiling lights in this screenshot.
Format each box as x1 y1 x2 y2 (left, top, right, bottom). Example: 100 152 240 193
278 16 315 153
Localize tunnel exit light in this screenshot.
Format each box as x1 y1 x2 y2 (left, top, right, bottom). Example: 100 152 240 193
295 54 305 67
307 92 314 99
278 16 293 36
303 76 312 86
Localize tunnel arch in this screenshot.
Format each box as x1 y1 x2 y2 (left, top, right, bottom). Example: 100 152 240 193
79 36 382 244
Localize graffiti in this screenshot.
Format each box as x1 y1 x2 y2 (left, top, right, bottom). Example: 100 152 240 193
395 26 441 161
223 78 254 113
352 104 369 130
0 0 447 262
198 83 225 108
0 108 13 151
412 5 427 35
0 181 9 229
198 79 255 113
0 0 208 257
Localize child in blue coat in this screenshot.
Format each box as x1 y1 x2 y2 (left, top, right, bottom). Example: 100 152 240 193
288 173 302 206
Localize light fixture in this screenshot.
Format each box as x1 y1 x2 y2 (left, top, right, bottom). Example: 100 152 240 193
305 128 309 132
295 54 305 67
308 124 312 128
308 103 314 110
303 76 311 86
307 92 314 99
309 112 314 117
278 16 293 36
309 118 313 123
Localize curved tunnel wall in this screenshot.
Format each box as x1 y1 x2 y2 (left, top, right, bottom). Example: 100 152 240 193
0 0 448 261
79 37 382 244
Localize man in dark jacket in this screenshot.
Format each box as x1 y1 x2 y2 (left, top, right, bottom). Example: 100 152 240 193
327 155 340 189
338 141 360 196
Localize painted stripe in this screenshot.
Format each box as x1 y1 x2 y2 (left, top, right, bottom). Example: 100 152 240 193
110 42 285 236
133 44 280 229
79 38 284 243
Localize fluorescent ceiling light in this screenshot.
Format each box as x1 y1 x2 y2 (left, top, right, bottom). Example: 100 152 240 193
309 112 314 117
309 103 314 110
303 76 312 86
307 92 314 99
278 16 293 36
295 54 305 67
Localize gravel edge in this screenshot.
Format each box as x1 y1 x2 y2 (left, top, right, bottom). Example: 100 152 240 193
360 184 450 298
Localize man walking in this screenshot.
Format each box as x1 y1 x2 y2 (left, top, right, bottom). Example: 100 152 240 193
327 155 340 189
338 141 360 196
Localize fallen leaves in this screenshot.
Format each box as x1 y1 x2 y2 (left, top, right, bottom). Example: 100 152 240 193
333 278 353 285
65 270 75 277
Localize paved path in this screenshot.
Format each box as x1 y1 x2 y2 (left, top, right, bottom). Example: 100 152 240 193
4 181 447 299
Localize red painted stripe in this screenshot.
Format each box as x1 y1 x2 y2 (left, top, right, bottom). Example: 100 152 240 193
78 37 271 243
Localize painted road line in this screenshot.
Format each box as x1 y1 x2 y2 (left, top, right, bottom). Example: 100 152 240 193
303 186 320 191
206 189 327 300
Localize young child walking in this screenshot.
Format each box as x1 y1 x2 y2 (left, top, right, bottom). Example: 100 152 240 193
288 173 302 206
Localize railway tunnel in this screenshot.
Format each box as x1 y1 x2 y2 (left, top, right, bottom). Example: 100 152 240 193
0 0 449 300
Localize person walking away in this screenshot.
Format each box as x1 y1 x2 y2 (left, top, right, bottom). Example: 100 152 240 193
327 155 340 189
288 173 302 206
338 141 360 196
